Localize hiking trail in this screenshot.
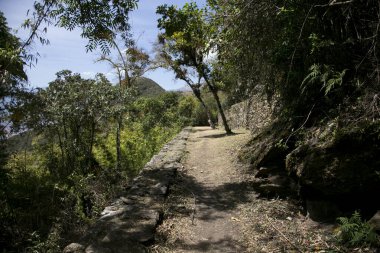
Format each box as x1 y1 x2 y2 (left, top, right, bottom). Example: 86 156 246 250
152 126 252 252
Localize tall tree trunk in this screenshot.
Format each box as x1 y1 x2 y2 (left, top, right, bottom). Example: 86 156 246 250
115 113 122 171
86 121 96 173
56 129 65 176
202 76 232 134
115 70 125 172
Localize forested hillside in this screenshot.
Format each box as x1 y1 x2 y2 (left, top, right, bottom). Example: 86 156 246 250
1 0 379 251
134 77 165 97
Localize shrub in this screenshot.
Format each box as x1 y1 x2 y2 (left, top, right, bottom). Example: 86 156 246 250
336 211 379 248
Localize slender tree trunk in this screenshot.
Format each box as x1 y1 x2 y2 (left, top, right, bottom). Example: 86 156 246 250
86 121 96 172
56 129 65 178
115 113 122 171
89 122 95 156
202 76 232 134
115 70 125 172
211 89 232 134
62 119 73 175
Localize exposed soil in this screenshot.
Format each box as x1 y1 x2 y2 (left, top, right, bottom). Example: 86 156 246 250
149 127 366 253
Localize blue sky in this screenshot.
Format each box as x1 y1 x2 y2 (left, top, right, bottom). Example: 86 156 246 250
0 0 206 90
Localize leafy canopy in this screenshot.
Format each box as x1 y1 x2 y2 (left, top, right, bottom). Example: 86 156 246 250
0 12 27 84
157 2 210 70
23 0 138 55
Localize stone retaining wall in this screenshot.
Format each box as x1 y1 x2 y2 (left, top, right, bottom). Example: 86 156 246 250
63 127 192 253
219 94 274 131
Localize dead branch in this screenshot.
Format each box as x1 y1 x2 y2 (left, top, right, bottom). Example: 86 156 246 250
315 0 355 8
265 214 304 253
284 104 315 146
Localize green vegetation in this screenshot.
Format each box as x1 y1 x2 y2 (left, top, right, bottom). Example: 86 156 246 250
0 11 28 167
208 0 379 123
2 0 380 251
97 41 151 170
135 77 166 97
336 212 379 248
20 0 138 54
1 72 204 251
156 2 231 133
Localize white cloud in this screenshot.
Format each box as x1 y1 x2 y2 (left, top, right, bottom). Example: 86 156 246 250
81 71 96 79
81 71 119 83
105 71 117 81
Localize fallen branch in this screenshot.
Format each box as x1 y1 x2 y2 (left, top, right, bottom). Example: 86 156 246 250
315 0 355 7
265 214 304 253
284 104 315 146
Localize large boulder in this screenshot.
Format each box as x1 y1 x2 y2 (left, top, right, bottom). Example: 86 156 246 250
239 121 299 198
239 121 292 169
251 167 298 198
286 121 380 220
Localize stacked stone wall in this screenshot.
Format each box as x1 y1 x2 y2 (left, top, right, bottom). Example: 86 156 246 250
219 94 273 131
64 127 192 253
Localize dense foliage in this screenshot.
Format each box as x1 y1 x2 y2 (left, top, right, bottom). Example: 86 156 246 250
0 11 28 162
1 71 203 251
156 2 232 133
0 13 31 250
21 0 138 55
209 0 380 124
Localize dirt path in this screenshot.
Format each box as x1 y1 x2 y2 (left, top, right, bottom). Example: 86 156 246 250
152 126 253 252
150 127 373 253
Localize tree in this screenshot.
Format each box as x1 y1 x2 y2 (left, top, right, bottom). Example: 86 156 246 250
155 44 216 129
209 0 380 122
1 0 139 137
21 0 138 56
0 12 28 138
1 0 140 136
3 0 140 172
98 41 150 170
157 2 231 134
33 70 117 177
0 13 29 208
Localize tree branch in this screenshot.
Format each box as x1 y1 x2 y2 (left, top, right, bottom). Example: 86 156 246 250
315 0 355 8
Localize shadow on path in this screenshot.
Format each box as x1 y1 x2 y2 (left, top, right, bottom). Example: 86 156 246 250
155 127 255 252
160 170 255 252
167 237 244 252
197 132 244 139
175 170 255 221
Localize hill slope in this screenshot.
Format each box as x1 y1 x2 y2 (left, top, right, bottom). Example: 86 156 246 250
134 77 165 97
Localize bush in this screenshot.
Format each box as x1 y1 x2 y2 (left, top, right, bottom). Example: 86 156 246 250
336 211 379 248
